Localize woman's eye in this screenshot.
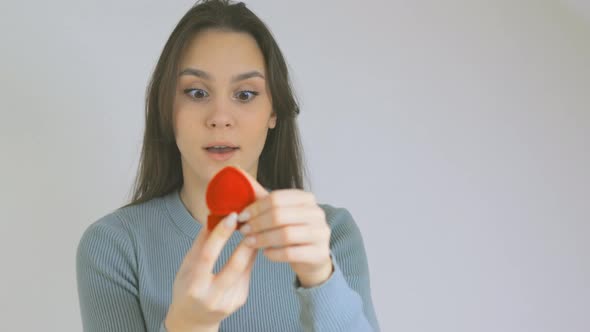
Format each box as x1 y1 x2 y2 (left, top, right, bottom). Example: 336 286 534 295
184 88 208 100
235 90 259 102
183 89 258 102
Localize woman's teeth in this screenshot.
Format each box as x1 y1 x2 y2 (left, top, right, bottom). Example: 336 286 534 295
207 147 238 153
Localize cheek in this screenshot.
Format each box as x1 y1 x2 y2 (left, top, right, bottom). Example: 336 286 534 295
172 97 186 138
253 116 273 151
173 110 188 139
236 115 270 156
171 110 180 141
244 112 272 136
173 108 203 153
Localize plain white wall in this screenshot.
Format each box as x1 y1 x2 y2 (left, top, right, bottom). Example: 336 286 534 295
1 0 588 331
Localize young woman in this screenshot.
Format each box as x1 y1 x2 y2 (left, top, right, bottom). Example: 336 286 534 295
76 1 380 331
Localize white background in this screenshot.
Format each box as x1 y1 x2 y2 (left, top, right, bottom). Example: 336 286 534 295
1 0 589 331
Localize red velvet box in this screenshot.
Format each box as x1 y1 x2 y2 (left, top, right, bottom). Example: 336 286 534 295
206 166 255 231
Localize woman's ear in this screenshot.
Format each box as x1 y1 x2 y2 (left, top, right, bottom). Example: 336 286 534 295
268 112 277 129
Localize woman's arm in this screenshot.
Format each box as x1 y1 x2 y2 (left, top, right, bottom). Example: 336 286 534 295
76 215 152 332
294 206 381 332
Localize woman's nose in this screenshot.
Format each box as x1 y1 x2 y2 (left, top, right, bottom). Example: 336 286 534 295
207 118 232 128
206 103 235 129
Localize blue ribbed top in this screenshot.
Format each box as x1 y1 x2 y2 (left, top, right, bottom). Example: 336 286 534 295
76 189 380 331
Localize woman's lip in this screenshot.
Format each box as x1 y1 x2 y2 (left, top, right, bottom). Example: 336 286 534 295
204 142 239 148
205 148 238 161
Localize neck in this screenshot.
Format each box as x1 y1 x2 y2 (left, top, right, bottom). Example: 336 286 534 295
179 181 209 226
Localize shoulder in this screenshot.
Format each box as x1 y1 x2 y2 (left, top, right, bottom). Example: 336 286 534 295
317 203 365 246
77 211 129 252
76 211 137 278
76 213 132 271
318 203 356 229
76 195 167 256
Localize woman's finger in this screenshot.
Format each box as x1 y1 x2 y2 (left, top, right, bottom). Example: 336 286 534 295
194 212 239 276
238 189 316 223
241 205 325 234
213 247 258 310
263 244 330 264
213 240 258 293
244 224 329 249
177 225 210 276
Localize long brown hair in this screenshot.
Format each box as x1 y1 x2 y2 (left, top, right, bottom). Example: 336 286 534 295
123 0 308 208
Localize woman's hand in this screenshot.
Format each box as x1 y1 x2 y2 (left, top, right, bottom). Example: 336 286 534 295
238 189 334 288
165 212 257 332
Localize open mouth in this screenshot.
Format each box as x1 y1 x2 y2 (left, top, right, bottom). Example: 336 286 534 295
205 146 240 153
204 145 240 161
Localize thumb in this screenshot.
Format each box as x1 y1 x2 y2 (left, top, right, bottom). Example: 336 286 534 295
231 165 269 199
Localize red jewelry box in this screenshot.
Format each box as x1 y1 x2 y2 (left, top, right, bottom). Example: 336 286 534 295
205 166 255 231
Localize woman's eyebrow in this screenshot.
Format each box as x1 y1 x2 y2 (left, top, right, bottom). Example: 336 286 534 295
178 67 265 82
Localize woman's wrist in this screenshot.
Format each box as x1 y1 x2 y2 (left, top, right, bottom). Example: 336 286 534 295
164 313 220 332
297 260 334 288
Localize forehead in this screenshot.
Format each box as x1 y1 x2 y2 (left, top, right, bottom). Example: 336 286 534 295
179 29 266 76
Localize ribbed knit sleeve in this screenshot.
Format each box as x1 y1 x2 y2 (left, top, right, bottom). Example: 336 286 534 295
76 214 151 332
294 206 381 332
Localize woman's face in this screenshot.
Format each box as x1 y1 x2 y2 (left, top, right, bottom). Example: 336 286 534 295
173 29 276 187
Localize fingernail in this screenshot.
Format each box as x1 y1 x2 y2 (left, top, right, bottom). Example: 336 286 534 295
240 224 251 235
225 213 237 229
238 211 250 222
